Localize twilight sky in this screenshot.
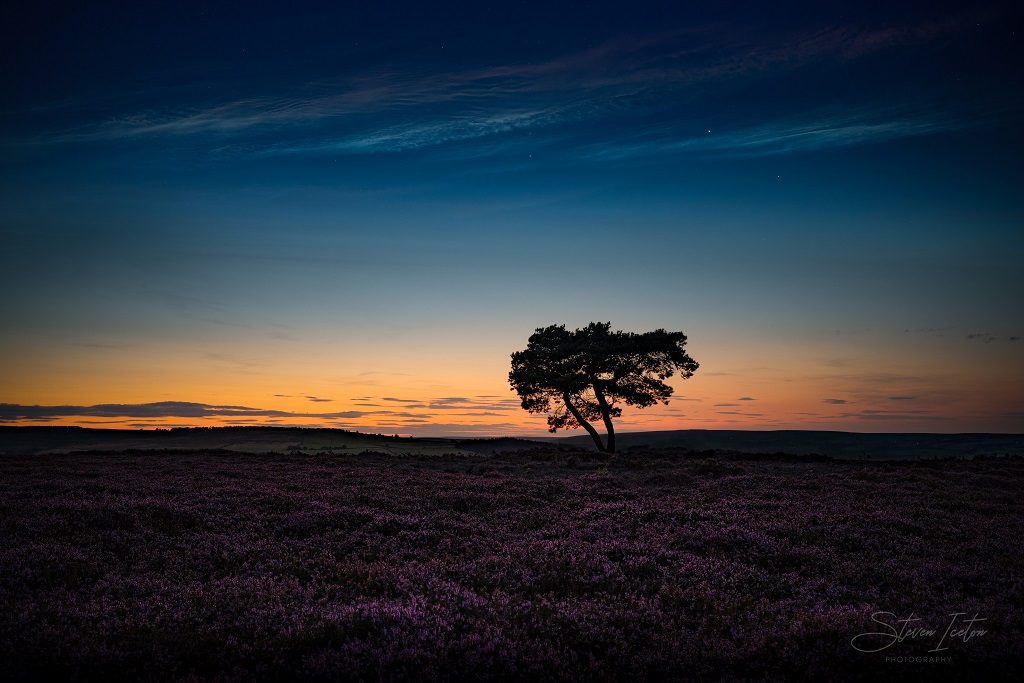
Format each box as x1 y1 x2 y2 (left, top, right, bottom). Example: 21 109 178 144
2 0 1022 435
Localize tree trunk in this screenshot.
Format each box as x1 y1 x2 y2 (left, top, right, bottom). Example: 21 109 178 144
562 391 606 452
591 385 616 454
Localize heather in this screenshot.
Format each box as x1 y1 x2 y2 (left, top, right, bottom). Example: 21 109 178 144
1 449 1022 681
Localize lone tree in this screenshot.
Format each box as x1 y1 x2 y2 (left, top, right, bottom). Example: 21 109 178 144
509 322 698 453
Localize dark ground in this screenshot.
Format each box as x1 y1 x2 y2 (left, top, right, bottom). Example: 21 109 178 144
4 425 1022 460
550 429 1024 459
1 447 1022 681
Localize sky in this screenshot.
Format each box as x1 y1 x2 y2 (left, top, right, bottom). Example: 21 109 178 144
1 0 1022 435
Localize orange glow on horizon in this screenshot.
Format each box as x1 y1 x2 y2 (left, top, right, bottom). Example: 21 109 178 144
2 323 1021 434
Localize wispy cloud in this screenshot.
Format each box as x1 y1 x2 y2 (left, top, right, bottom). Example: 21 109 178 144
425 397 519 411
585 111 959 161
0 401 424 422
701 117 957 156
0 395 529 427
965 332 1020 344
17 11 992 159
839 409 941 421
377 396 519 411
257 109 561 156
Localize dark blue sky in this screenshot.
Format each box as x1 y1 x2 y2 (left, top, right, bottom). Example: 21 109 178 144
1 1 1022 433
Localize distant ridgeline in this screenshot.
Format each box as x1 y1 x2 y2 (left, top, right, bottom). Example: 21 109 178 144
553 429 1024 460
0 426 536 456
0 426 1022 460
0 425 412 455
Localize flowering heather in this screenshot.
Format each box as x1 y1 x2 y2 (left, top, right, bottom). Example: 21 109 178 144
1 449 1022 681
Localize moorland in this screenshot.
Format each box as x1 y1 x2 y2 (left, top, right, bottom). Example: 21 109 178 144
1 427 1022 680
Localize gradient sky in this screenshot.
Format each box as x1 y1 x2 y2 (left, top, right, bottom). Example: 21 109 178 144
2 1 1022 435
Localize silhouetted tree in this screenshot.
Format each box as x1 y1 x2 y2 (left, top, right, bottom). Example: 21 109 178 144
509 322 698 453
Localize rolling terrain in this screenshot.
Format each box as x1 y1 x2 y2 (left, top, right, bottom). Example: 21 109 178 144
0 426 540 457
552 429 1024 460
2 426 1022 460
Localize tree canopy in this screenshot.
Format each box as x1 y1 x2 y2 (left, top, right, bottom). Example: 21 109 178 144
509 322 699 453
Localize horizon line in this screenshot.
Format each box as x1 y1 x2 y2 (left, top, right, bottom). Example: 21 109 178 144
2 424 1021 437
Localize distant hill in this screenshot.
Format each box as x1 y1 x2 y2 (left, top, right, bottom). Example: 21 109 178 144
551 429 1024 460
0 426 543 456
2 426 1021 460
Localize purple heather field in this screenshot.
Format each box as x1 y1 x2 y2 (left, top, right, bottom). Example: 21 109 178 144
1 448 1022 681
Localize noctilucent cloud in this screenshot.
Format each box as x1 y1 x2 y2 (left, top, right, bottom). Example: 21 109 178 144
2 1 1022 435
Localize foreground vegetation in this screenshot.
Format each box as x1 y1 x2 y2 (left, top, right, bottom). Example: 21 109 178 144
1 448 1021 680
